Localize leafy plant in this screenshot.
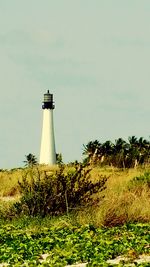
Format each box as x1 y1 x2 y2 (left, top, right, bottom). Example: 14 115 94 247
23 153 38 167
14 165 108 217
128 172 150 193
56 153 63 165
0 221 149 266
131 172 150 187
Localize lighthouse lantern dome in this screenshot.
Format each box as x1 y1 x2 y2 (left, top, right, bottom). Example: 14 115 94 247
42 90 55 109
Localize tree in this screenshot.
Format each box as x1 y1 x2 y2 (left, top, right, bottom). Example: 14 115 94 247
100 140 114 165
24 153 37 167
113 138 129 168
83 136 150 168
83 140 101 164
127 136 150 168
56 153 63 165
137 137 150 165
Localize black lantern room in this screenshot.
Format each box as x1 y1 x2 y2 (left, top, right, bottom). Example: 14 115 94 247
42 90 55 109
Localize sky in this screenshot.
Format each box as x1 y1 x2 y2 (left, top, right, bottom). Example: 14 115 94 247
0 0 150 169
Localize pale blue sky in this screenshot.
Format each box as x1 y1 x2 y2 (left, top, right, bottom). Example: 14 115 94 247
0 1 150 168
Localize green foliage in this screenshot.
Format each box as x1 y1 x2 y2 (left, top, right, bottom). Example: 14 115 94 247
23 153 38 167
0 221 149 266
129 172 150 191
14 165 107 217
132 172 150 186
56 153 63 165
83 136 150 168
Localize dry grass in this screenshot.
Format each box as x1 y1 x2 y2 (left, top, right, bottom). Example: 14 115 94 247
98 187 150 226
0 169 23 197
77 165 150 226
0 165 150 226
0 165 59 197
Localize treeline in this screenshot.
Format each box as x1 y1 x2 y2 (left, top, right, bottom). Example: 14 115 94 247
83 136 150 168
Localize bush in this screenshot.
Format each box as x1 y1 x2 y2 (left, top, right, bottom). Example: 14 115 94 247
128 172 150 195
14 164 108 217
130 172 150 187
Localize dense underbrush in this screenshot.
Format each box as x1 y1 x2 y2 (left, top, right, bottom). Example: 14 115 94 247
0 218 149 266
0 165 150 227
0 165 149 266
13 164 107 217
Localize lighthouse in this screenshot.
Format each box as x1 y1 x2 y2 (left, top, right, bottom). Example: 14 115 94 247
40 90 56 165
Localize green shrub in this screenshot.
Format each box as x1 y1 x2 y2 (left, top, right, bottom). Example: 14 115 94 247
14 165 107 217
134 172 150 185
129 172 150 189
127 172 150 199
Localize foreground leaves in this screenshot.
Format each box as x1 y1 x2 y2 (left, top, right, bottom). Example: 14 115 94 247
0 221 149 266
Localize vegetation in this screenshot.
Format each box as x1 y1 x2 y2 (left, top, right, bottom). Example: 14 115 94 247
0 145 149 266
83 136 150 168
129 172 150 188
0 219 149 266
23 153 38 167
0 165 150 226
13 165 107 217
56 153 63 165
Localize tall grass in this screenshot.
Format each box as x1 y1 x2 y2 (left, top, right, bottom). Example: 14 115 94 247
0 165 58 197
0 165 150 227
76 166 150 226
0 169 23 197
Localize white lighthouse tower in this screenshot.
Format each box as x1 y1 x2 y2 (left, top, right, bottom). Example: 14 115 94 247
40 90 56 165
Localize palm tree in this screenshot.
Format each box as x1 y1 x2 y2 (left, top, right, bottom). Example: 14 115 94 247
113 138 129 168
83 140 101 164
128 136 138 146
100 140 114 165
137 137 150 165
24 153 37 167
83 136 150 168
127 136 139 168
